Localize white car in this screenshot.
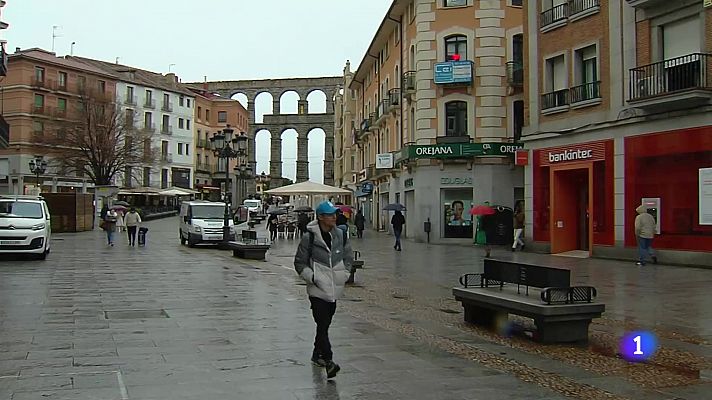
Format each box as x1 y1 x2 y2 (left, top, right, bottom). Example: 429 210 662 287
0 195 52 259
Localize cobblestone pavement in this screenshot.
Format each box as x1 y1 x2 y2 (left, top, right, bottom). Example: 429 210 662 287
0 217 710 400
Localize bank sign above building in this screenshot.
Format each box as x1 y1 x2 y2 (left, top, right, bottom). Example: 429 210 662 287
434 61 473 85
397 142 523 162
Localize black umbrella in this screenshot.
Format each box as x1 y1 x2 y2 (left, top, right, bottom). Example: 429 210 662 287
114 200 130 207
383 203 406 211
294 206 313 212
268 209 287 215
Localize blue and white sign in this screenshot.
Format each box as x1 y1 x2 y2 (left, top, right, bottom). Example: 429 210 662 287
434 61 473 84
361 182 374 195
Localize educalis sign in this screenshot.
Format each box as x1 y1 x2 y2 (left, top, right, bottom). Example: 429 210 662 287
401 142 523 160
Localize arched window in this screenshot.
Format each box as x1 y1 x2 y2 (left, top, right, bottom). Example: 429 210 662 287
445 35 467 61
445 101 467 136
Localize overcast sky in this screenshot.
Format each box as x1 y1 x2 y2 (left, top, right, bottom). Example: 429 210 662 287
4 0 391 183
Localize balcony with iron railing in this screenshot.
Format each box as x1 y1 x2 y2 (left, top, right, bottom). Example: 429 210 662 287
31 77 55 91
625 0 665 9
388 88 401 111
143 122 156 133
541 89 570 112
376 99 389 125
403 71 416 94
160 153 173 163
195 162 213 173
365 164 376 180
161 101 173 112
144 98 156 109
570 81 601 104
196 138 208 148
161 124 173 135
506 61 524 88
540 3 568 30
368 112 379 131
359 117 371 137
124 95 137 106
540 0 600 31
628 53 712 111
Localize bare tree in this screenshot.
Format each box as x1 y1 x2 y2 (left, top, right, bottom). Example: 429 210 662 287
40 89 156 186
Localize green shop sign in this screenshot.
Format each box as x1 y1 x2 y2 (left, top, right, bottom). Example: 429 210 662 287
397 142 523 161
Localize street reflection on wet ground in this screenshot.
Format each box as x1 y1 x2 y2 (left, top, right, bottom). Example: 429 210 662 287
1 217 710 399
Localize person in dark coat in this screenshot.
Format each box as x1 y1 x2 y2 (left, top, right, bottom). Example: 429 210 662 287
354 209 365 238
297 212 310 237
335 209 348 234
267 213 279 241
391 210 405 251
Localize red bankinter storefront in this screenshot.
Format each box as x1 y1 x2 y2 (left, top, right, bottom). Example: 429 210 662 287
533 140 615 254
624 126 712 252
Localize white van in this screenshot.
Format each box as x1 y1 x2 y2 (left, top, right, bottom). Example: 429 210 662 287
243 199 262 215
0 195 52 259
179 201 235 246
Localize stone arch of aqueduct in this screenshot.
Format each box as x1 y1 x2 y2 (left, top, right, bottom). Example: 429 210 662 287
200 77 341 188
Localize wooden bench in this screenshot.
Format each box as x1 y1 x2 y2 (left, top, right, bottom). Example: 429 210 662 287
346 250 364 285
226 230 270 260
452 259 604 344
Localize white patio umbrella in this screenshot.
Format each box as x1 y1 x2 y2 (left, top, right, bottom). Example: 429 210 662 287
265 181 352 209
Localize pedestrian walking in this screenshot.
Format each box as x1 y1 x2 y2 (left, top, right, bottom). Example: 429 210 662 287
391 210 405 251
335 209 349 235
116 210 125 232
297 211 310 237
124 207 142 246
293 201 353 379
101 208 118 246
267 213 279 242
635 204 658 266
512 201 525 252
354 209 365 238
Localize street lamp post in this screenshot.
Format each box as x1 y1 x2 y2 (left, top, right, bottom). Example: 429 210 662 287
256 171 271 196
209 125 248 247
28 156 47 194
235 163 254 226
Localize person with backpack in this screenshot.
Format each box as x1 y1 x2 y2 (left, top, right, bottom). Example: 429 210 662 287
293 201 354 379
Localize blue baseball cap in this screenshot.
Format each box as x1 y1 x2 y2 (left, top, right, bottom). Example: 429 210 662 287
315 201 339 215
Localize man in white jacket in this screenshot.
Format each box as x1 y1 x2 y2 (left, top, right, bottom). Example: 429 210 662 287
294 201 353 379
634 204 657 266
124 207 142 247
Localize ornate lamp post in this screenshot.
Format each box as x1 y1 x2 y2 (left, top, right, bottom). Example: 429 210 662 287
28 156 47 193
209 125 248 246
256 171 271 195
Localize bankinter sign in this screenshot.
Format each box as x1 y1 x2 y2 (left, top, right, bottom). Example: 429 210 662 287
548 149 593 163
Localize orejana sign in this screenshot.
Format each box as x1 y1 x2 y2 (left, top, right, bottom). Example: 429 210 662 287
402 142 523 160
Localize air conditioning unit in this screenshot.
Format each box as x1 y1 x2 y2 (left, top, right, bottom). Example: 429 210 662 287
636 76 664 98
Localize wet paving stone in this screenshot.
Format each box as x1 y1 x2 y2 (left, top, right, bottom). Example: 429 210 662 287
1 217 709 399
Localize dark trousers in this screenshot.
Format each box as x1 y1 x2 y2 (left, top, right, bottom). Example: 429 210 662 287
269 229 277 241
394 229 402 250
127 226 137 245
356 228 363 238
309 296 336 361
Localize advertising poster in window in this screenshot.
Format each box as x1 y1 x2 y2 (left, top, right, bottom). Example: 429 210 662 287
442 188 473 238
700 168 712 225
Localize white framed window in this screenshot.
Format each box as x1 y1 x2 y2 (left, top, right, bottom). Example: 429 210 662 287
542 54 568 110
444 0 467 7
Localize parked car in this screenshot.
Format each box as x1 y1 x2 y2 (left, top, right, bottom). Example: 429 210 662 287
0 195 52 259
243 199 262 216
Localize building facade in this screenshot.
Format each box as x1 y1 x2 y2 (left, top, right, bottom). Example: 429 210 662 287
189 87 248 201
0 48 118 194
72 57 196 190
0 0 9 150
341 0 525 243
522 0 712 265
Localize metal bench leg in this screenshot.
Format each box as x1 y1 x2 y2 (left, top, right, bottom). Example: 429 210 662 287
346 270 356 284
462 304 503 327
535 318 592 344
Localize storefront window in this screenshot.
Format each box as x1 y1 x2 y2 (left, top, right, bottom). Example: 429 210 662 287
442 188 473 238
625 127 712 251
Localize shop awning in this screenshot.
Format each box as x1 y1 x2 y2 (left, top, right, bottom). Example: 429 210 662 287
265 181 352 196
